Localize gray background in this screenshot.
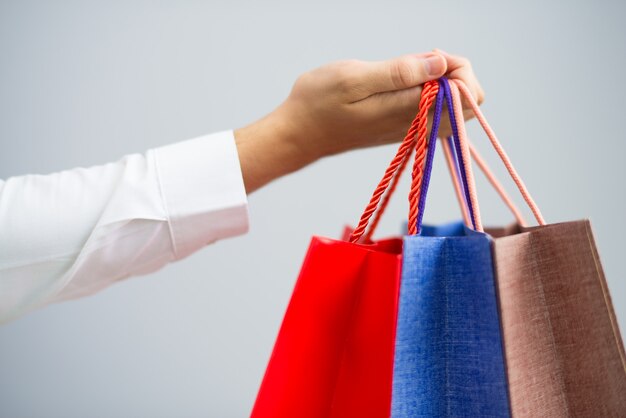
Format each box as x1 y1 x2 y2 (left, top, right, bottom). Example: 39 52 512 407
1 1 624 417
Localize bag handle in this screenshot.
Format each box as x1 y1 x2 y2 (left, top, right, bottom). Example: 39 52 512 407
352 77 545 243
451 79 546 226
441 77 480 230
442 77 527 229
363 77 528 241
445 79 485 231
441 136 473 226
362 76 471 241
469 143 527 226
443 137 528 227
441 74 527 228
360 142 410 242
349 80 440 243
411 79 446 234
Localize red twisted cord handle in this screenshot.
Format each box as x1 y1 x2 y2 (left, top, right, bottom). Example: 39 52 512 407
361 150 411 242
408 81 439 235
349 80 440 243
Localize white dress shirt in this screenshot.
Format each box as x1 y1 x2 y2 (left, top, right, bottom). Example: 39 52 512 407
0 131 249 324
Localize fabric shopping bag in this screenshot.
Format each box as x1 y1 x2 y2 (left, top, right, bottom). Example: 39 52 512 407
444 78 626 417
390 77 510 417
492 220 626 417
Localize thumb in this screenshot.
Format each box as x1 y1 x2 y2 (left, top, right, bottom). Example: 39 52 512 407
354 53 447 98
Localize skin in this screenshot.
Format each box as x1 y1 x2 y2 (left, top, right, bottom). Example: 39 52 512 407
234 50 484 193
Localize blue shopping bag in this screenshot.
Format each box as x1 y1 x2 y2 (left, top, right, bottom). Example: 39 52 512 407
392 222 509 417
390 78 510 417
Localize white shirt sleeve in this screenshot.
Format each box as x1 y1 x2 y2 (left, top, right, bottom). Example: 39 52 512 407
0 130 249 324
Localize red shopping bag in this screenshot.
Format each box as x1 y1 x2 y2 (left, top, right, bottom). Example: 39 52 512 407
251 236 402 417
251 82 440 418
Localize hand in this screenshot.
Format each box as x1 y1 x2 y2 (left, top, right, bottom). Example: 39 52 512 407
235 51 484 193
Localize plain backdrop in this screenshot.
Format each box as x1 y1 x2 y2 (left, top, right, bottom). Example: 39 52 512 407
1 1 624 417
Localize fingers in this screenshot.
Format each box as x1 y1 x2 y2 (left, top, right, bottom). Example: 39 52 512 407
434 49 485 105
346 53 448 101
322 51 481 107
353 82 479 143
346 50 483 113
357 82 478 123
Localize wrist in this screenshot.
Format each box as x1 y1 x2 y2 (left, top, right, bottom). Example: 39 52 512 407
234 108 319 193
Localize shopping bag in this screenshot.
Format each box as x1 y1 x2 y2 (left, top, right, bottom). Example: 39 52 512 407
492 220 626 416
445 78 626 416
391 221 511 417
390 77 510 417
250 235 403 418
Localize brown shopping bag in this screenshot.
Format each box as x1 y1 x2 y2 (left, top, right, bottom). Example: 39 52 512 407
491 221 626 417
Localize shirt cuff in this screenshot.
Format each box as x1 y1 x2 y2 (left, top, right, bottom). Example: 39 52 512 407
151 130 249 259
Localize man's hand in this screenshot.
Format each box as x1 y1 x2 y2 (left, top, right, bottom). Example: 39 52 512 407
235 51 484 193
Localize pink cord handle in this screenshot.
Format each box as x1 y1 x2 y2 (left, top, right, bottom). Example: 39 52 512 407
468 141 527 226
449 81 484 231
452 79 546 226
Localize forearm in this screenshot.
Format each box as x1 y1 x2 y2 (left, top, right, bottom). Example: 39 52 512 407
0 132 248 323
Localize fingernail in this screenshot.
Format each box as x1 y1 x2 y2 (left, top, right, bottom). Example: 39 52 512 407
424 55 446 77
